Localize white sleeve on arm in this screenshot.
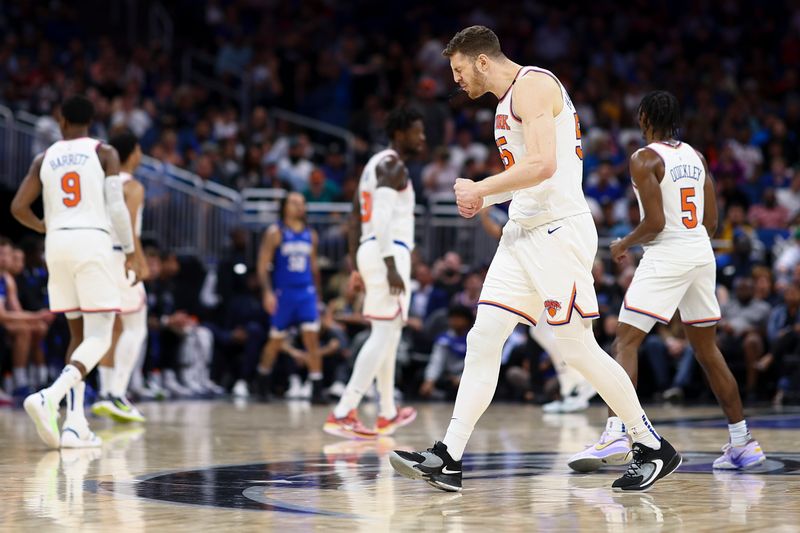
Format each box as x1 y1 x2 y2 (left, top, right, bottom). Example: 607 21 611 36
482 191 513 208
104 175 135 254
371 186 399 258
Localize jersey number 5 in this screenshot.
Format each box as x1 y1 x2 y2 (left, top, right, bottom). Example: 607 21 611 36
360 191 372 223
61 171 82 207
680 187 698 229
496 136 516 169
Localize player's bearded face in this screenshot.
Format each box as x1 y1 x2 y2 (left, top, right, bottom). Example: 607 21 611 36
469 63 488 97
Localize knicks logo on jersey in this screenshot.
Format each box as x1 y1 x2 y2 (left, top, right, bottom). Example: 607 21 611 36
495 114 510 131
544 299 562 318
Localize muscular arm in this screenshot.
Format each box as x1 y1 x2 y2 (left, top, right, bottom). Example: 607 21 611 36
697 151 718 237
310 229 322 296
479 209 503 240
256 225 281 294
614 149 665 253
373 156 407 270
10 155 46 233
99 144 135 254
475 74 560 198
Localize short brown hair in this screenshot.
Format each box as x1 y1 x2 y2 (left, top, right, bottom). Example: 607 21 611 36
442 26 503 58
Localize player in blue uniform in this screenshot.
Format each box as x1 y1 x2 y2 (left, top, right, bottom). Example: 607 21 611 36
255 192 324 403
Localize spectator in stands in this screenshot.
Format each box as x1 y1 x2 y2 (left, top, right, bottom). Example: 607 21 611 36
449 128 489 173
304 168 342 203
0 237 50 396
765 283 800 405
451 271 483 311
775 228 800 289
776 173 800 222
719 277 772 400
432 251 464 301
585 160 624 207
419 305 472 400
422 146 459 195
278 136 314 192
748 188 789 229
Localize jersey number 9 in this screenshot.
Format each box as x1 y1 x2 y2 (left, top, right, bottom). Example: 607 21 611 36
61 171 82 207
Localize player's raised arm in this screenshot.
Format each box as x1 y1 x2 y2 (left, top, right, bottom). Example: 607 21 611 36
257 224 281 314
373 156 407 295
696 150 719 237
609 149 666 262
10 154 46 234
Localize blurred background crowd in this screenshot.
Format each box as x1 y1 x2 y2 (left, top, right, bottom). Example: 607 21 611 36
1 0 800 406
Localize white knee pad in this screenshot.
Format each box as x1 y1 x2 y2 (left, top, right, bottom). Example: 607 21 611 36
70 312 115 370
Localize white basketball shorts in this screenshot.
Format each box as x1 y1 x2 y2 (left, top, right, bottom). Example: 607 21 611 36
357 238 412 322
478 213 600 326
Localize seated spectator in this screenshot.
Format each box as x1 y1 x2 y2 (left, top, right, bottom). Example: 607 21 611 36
278 135 314 192
585 160 624 206
419 305 472 400
432 252 464 301
449 128 489 172
422 146 459 195
776 173 800 222
718 277 772 399
748 188 789 229
451 271 483 311
764 283 800 404
304 168 342 203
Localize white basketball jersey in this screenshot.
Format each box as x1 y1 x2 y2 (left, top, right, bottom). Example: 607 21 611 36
358 148 415 248
40 137 110 233
110 171 143 246
494 66 590 228
633 141 715 264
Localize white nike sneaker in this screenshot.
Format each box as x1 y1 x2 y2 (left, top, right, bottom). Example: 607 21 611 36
542 399 564 413
232 379 250 399
60 426 103 448
24 392 61 449
560 395 590 413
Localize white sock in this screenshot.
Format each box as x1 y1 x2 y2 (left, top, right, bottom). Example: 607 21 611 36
99 366 113 397
112 308 147 397
13 367 28 388
309 372 323 382
376 344 398 420
45 365 82 404
64 381 88 430
606 416 627 438
628 414 662 449
442 305 519 461
729 420 751 447
545 318 660 448
334 317 403 419
36 365 48 387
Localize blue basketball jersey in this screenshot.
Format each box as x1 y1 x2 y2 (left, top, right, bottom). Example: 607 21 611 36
272 223 314 288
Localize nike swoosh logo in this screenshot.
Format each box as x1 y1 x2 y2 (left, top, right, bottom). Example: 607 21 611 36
547 226 562 234
594 439 628 451
643 458 664 487
441 467 461 475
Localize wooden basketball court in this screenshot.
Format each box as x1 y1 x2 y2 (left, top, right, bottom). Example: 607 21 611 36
1 401 798 531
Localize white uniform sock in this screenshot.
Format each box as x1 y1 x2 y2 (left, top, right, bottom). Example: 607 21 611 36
70 312 115 375
333 317 403 419
111 307 148 397
44 365 82 404
99 366 113 397
36 365 48 387
442 305 519 461
606 416 627 438
64 381 88 431
547 317 661 449
729 420 751 447
376 330 400 420
13 367 28 388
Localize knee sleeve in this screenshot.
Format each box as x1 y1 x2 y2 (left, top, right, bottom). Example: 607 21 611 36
70 312 115 371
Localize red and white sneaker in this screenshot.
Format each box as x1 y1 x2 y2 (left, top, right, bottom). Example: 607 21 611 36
376 406 418 435
323 409 377 440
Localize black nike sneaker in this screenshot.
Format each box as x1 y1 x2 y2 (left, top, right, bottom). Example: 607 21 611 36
310 379 327 405
389 441 462 492
612 438 682 492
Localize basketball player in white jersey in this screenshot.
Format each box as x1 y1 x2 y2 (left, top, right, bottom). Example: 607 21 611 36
91 129 149 424
390 26 680 492
568 91 766 473
323 108 425 439
11 95 143 449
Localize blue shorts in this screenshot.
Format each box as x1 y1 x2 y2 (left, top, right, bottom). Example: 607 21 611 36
271 286 319 332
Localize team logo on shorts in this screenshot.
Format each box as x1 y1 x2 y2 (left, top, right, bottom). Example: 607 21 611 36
544 299 562 318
